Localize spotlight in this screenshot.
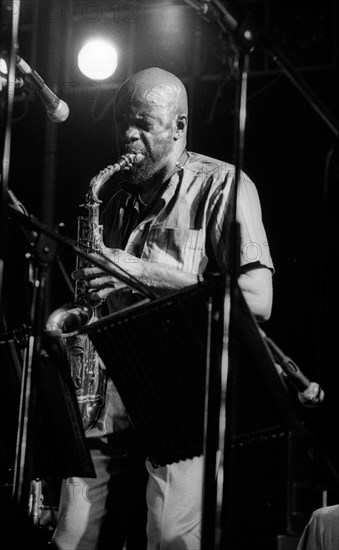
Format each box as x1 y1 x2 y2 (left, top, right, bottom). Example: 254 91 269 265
78 40 118 80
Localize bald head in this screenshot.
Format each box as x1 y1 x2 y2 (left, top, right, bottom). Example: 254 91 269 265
114 68 188 189
115 67 188 118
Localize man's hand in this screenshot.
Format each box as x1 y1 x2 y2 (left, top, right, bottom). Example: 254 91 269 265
72 247 138 302
73 243 205 301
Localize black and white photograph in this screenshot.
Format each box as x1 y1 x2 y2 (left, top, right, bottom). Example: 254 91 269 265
1 1 339 549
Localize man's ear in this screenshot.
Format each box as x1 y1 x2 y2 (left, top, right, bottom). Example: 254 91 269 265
174 114 188 140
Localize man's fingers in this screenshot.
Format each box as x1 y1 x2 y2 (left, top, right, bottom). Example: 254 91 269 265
72 250 138 281
89 286 117 302
87 276 116 289
72 267 104 280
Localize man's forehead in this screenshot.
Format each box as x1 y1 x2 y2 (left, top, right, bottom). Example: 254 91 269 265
116 82 179 112
145 85 179 109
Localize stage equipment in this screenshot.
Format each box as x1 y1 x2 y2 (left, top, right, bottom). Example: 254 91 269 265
0 327 23 479
184 2 339 549
78 40 118 80
0 0 21 326
16 55 69 123
80 274 226 468
0 324 96 543
7 200 153 528
261 331 325 408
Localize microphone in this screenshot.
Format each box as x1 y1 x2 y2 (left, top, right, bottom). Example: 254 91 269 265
16 55 69 123
260 330 325 408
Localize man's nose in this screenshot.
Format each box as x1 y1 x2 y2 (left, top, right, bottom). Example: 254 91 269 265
120 125 140 144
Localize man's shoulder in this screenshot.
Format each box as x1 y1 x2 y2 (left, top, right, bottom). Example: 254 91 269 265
184 152 240 190
186 151 235 174
186 152 255 188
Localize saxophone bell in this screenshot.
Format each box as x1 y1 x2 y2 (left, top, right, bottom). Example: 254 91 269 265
46 303 94 337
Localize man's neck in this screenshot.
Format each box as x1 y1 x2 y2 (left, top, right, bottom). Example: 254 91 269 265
139 149 188 205
138 162 174 204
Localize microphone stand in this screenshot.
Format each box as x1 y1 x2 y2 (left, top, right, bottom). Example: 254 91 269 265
12 225 58 525
8 203 155 528
183 4 253 549
8 204 156 300
185 0 339 139
0 0 21 324
219 49 250 550
200 49 250 550
184 1 339 549
184 4 252 549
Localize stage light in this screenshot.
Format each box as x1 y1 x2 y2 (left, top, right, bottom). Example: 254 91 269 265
78 40 118 80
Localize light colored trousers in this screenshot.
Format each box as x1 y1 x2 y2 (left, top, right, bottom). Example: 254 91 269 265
51 448 204 550
296 505 339 550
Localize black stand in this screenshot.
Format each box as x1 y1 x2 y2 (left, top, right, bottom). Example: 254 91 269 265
0 326 96 546
185 1 339 548
12 230 59 515
1 3 156 525
200 47 250 549
8 232 96 538
81 275 226 469
0 0 21 325
6 202 153 529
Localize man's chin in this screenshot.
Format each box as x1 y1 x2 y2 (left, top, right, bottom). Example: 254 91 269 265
128 158 156 185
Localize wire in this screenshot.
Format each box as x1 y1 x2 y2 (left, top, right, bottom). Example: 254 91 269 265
247 74 282 102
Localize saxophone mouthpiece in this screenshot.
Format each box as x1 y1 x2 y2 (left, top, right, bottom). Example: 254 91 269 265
111 153 143 173
89 152 144 196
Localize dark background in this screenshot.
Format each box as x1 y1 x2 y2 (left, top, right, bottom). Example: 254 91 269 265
1 0 339 547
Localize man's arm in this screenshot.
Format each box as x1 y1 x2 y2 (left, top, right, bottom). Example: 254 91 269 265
238 266 273 322
130 259 273 322
74 249 273 321
73 249 200 301
130 258 199 294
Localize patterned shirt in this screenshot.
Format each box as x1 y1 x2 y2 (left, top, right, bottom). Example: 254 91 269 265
88 151 273 440
101 151 273 280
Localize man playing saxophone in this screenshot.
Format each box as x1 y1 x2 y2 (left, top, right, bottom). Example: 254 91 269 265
51 67 274 550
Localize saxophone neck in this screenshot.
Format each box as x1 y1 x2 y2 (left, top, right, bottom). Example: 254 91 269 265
85 182 103 206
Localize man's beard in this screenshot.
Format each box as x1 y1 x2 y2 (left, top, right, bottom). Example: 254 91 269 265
124 138 173 186
128 155 157 185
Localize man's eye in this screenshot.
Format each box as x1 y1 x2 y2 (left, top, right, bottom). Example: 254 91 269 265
115 117 153 131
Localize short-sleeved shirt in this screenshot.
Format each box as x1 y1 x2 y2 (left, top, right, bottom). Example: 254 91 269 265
101 151 273 280
88 151 274 439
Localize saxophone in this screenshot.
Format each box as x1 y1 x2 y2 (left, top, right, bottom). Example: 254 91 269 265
46 153 140 431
